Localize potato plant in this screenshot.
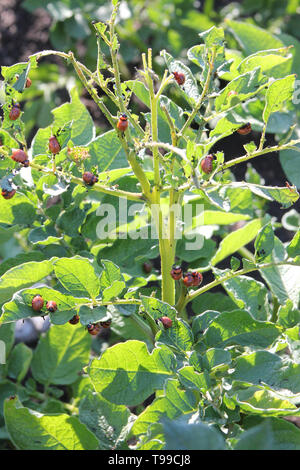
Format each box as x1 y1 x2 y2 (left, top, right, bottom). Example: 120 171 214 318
1 0 300 451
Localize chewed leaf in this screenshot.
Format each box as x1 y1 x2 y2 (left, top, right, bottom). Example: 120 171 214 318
0 286 80 324
263 75 296 123
161 50 201 105
200 181 299 213
53 257 100 299
215 67 267 113
88 340 176 406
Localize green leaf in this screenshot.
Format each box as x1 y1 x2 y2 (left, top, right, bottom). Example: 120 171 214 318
4 396 98 450
28 225 62 246
78 305 110 326
99 259 126 301
259 238 300 308
7 343 33 383
177 366 210 393
108 304 152 347
222 275 270 321
79 391 133 450
202 181 299 213
0 260 53 311
200 210 251 226
280 132 300 187
54 257 100 299
31 323 91 386
52 87 95 146
201 348 232 373
230 256 240 271
155 319 194 354
243 182 299 207
0 193 36 226
88 341 176 406
263 75 296 123
226 380 300 416
192 311 220 342
287 230 300 258
131 379 197 438
1 62 28 84
226 384 299 417
237 48 293 78
203 310 281 348
215 67 267 113
192 294 237 316
234 418 300 450
278 299 300 328
254 223 275 262
56 205 86 238
31 127 52 157
1 286 80 325
161 50 201 105
231 350 300 397
226 20 284 56
87 130 127 171
162 414 226 450
211 218 265 266
141 296 177 321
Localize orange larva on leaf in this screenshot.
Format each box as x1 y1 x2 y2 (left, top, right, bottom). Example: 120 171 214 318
170 265 183 280
1 189 16 200
49 136 61 155
32 295 44 312
191 271 203 287
9 103 21 121
173 71 185 86
237 123 252 135
69 315 80 325
159 316 173 329
117 114 128 132
87 323 101 336
11 149 28 166
200 155 214 174
183 272 194 287
82 172 98 186
46 301 57 313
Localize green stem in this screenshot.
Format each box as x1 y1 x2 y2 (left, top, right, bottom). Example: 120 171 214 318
108 6 144 137
175 282 188 320
238 246 255 262
68 52 116 127
182 260 300 309
259 123 267 151
178 48 216 139
271 296 279 323
29 161 144 202
219 139 300 173
131 312 155 344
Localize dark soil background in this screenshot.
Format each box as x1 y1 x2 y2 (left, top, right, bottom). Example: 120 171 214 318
0 0 299 243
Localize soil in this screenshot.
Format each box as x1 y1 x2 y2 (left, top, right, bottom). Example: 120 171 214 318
0 0 52 66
